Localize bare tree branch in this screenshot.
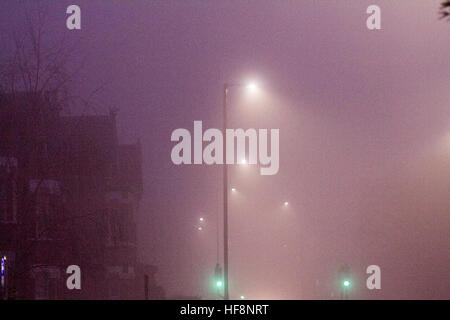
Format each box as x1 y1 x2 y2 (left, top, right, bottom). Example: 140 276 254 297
439 0 450 20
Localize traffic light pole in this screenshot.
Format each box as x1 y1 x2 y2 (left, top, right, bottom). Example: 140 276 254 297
223 84 229 300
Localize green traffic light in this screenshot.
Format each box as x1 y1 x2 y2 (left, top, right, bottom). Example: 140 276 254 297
216 280 223 288
343 280 350 287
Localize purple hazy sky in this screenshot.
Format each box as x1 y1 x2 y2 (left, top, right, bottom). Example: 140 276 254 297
1 0 449 299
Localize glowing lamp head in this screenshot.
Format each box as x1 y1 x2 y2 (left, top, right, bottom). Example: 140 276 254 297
343 280 350 287
284 201 289 206
246 82 259 93
216 280 223 288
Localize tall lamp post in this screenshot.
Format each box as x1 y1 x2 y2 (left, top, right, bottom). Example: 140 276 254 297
222 81 258 300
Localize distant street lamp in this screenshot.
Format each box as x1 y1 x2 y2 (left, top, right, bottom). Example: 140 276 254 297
222 81 260 300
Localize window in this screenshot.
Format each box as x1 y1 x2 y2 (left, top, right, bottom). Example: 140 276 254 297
0 170 17 223
35 194 58 240
30 180 61 240
34 267 60 300
107 277 121 300
108 203 134 246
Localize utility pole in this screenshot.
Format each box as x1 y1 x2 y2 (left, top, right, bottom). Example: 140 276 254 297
221 81 259 300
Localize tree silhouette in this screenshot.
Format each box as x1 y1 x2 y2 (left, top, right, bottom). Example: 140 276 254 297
440 0 450 20
0 2 105 299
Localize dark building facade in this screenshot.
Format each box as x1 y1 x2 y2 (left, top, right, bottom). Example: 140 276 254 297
0 92 163 299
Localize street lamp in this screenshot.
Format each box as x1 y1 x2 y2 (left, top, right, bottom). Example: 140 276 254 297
222 81 259 300
246 82 258 93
